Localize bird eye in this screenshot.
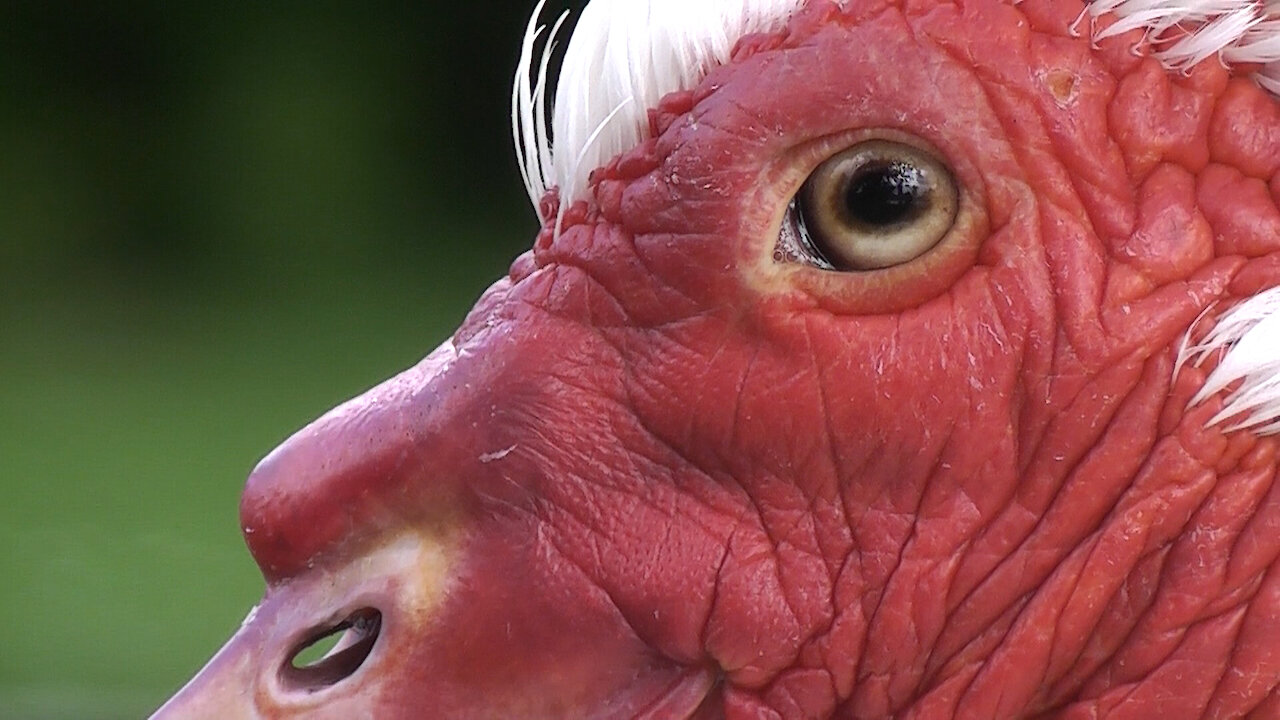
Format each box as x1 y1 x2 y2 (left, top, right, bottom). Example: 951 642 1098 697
785 140 959 271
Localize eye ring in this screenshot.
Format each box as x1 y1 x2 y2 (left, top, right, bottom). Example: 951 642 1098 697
788 139 959 271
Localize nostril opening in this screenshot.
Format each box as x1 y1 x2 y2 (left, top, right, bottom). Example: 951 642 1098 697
280 609 382 693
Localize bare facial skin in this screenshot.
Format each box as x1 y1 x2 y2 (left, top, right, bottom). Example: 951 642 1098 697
154 1 1280 718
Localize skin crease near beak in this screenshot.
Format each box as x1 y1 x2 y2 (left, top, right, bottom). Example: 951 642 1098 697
153 0 1280 718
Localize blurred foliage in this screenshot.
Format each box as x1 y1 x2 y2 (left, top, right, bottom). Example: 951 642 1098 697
0 2 584 718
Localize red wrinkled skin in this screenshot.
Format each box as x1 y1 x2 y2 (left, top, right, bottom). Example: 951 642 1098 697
153 1 1280 718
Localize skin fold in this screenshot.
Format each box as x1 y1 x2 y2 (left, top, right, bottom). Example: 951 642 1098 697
152 1 1280 718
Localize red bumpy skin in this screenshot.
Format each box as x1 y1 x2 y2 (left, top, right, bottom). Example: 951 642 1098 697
153 1 1280 718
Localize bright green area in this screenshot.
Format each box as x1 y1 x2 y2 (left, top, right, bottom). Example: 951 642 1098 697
0 246 528 719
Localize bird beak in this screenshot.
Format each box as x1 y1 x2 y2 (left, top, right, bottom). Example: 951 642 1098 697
149 335 722 718
150 530 452 720
150 611 265 720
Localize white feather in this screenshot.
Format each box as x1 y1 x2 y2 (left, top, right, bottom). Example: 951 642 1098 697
513 0 803 221
1161 8 1263 68
1181 286 1280 437
1091 1 1280 78
550 0 811 211
514 0 1279 217
512 0 571 213
1260 61 1280 92
1093 1 1248 43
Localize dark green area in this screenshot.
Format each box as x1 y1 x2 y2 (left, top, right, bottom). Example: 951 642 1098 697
1 2 584 717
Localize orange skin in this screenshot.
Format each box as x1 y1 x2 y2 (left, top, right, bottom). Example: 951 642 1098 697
153 1 1280 718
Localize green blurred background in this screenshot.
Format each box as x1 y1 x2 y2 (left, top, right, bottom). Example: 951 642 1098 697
0 2 584 717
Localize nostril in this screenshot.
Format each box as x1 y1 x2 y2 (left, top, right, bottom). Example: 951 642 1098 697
280 609 382 693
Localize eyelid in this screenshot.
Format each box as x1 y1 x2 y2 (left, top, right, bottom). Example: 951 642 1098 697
777 128 957 202
745 126 989 315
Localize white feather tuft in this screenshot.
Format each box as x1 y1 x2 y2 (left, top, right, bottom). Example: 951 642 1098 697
513 0 804 221
1260 61 1280 92
514 0 1280 218
512 0 571 213
1087 1 1280 84
1181 286 1280 436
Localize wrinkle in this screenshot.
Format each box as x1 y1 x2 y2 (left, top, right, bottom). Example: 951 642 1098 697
539 526 651 647
934 354 1158 691
500 3 1278 717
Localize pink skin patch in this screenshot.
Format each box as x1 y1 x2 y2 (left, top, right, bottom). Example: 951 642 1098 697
154 1 1280 718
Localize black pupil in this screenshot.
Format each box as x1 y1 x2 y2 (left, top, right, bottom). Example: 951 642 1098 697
845 161 928 227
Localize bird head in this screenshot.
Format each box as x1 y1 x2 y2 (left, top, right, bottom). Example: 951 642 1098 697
154 1 1280 718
